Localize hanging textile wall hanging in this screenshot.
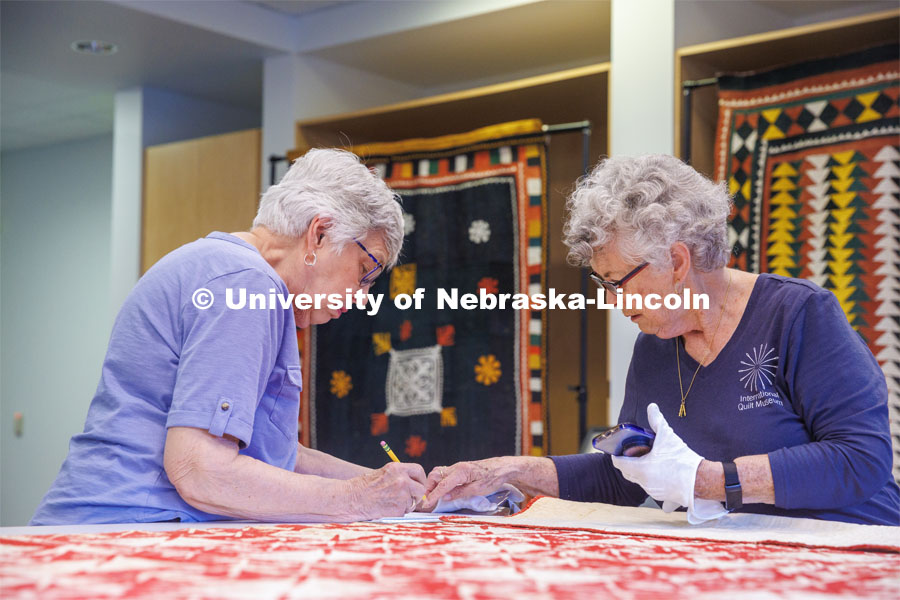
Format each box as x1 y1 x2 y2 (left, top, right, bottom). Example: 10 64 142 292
298 120 548 471
714 44 900 480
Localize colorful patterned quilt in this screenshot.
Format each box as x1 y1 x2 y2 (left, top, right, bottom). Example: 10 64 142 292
298 121 547 471
714 44 900 480
2 516 897 599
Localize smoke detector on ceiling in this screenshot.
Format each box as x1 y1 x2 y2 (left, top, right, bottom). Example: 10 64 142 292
71 40 118 56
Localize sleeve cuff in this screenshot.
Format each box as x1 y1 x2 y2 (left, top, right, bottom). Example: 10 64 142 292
768 448 789 508
167 406 254 449
549 455 573 500
549 453 605 502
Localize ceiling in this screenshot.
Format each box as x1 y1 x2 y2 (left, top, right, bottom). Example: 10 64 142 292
250 1 352 16
1 0 895 153
0 0 280 151
755 0 896 19
307 1 611 89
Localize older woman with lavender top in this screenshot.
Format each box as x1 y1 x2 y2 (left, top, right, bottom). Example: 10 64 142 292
33 150 425 525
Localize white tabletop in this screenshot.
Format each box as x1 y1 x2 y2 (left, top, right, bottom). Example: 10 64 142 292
0 520 258 536
0 513 445 537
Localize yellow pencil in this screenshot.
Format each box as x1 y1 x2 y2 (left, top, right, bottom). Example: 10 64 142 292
380 440 400 463
380 440 427 505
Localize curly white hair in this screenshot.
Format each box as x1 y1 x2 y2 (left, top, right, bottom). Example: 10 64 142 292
563 154 732 272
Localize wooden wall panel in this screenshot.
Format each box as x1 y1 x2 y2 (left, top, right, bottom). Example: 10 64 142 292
142 129 261 273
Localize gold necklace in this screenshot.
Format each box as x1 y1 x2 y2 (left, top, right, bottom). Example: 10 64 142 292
676 272 732 417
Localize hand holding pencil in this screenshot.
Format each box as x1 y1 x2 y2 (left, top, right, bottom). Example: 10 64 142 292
381 441 428 509
349 455 427 520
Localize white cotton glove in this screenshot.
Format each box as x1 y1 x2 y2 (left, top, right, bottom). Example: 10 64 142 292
611 403 728 525
687 498 729 525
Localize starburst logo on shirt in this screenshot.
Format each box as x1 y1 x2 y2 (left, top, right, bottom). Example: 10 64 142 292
738 343 779 392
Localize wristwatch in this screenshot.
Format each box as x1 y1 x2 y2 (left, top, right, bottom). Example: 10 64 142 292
723 461 743 511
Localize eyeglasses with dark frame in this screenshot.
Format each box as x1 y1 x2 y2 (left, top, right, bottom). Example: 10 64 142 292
354 239 384 285
590 262 649 296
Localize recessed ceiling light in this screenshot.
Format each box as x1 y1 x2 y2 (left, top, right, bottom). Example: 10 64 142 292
71 40 118 56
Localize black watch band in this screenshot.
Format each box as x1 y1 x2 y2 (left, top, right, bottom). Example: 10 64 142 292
723 461 742 511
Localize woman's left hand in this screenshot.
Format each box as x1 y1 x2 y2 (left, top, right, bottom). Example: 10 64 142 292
611 403 727 523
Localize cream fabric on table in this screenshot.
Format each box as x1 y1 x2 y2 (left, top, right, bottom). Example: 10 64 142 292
463 497 899 551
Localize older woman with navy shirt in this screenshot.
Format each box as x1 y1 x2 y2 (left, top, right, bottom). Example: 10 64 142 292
32 149 426 525
423 154 899 526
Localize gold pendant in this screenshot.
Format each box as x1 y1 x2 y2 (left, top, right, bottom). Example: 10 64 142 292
678 400 686 418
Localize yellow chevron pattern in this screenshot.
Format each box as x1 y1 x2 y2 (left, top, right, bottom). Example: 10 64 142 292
827 152 859 323
766 162 800 275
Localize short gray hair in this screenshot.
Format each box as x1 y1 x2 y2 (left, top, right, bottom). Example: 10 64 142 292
254 148 404 268
563 154 732 271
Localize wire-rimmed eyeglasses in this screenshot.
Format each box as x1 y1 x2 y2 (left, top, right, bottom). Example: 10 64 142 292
354 239 384 285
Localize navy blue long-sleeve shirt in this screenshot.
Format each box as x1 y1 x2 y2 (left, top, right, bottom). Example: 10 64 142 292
552 274 899 526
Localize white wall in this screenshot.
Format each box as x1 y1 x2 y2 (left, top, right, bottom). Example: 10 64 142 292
261 55 300 188
785 1 898 27
141 87 260 148
606 0 675 423
675 0 898 48
261 54 427 188
110 86 262 315
674 0 792 48
109 89 144 319
1 135 114 526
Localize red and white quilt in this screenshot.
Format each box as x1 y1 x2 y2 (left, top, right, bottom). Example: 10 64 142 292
2 514 897 599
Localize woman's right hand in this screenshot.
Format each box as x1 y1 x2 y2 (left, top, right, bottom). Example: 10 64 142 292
420 457 521 511
421 456 560 512
347 462 427 520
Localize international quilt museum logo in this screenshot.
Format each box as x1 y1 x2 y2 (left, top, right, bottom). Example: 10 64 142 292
738 343 779 392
